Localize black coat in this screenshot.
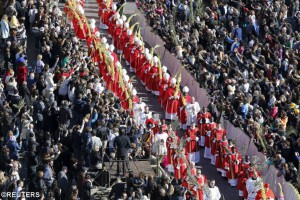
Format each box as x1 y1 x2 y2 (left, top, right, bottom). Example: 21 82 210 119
114 134 131 157
59 106 72 124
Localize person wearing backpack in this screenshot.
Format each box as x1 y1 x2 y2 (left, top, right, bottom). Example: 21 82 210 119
81 174 93 200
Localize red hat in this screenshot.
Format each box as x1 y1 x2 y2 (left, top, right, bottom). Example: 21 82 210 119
264 183 269 188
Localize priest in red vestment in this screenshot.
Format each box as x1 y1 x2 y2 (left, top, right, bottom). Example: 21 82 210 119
204 117 217 159
255 183 275 200
225 146 242 186
210 123 226 165
238 155 251 197
130 40 143 73
158 72 170 105
197 107 211 147
145 56 160 96
163 78 180 120
178 86 191 130
166 130 179 173
182 161 197 188
184 122 200 163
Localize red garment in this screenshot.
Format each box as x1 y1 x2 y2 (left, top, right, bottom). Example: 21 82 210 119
117 29 129 50
164 87 180 114
173 155 187 179
138 62 151 83
158 77 170 103
191 186 204 200
130 47 142 71
226 153 242 180
17 65 27 85
205 122 217 147
184 128 199 153
145 66 160 92
182 167 196 188
113 27 123 48
72 17 88 39
255 189 275 200
178 95 191 118
166 136 179 165
197 112 212 136
210 128 226 155
124 43 136 62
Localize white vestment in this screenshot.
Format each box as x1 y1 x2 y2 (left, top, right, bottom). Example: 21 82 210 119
204 186 221 200
133 102 146 126
186 102 201 126
246 177 262 200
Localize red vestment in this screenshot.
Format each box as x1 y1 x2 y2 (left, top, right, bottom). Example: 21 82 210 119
197 112 212 136
163 87 180 114
226 153 242 180
184 128 199 153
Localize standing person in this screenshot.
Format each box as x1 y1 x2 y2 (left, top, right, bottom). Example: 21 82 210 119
204 180 221 200
57 166 69 200
82 174 93 200
245 172 262 200
185 97 201 127
0 15 10 48
184 122 200 164
114 127 131 176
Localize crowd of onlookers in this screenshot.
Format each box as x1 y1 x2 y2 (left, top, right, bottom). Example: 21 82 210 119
0 0 152 199
137 0 300 189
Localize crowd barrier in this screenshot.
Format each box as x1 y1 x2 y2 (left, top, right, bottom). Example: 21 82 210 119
132 6 298 199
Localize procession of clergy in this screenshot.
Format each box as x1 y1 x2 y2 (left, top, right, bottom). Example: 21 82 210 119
65 0 277 199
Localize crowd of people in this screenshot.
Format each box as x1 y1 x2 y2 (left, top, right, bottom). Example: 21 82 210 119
137 0 300 191
0 0 296 199
0 0 156 199
96 0 285 199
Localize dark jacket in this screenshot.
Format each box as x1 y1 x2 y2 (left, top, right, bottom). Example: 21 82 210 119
114 134 131 157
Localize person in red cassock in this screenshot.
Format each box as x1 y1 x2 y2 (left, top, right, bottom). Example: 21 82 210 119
210 123 226 165
182 161 196 188
130 40 143 73
237 155 251 197
134 48 148 73
173 149 188 180
197 107 211 147
121 29 134 52
178 86 191 130
204 117 216 159
163 78 180 120
158 72 171 105
255 183 275 200
112 19 124 47
216 135 231 177
145 56 160 96
184 122 200 164
137 53 151 85
166 128 179 166
105 4 117 24
225 146 242 186
116 22 129 51
124 37 138 70
108 12 120 36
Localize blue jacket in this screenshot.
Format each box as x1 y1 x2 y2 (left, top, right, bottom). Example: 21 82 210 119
234 27 243 41
7 140 20 160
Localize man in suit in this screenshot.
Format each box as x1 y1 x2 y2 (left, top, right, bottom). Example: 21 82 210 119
114 126 131 176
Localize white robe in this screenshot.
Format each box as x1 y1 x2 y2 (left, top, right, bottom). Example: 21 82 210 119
204 186 221 200
246 177 262 200
133 102 146 126
186 102 201 126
